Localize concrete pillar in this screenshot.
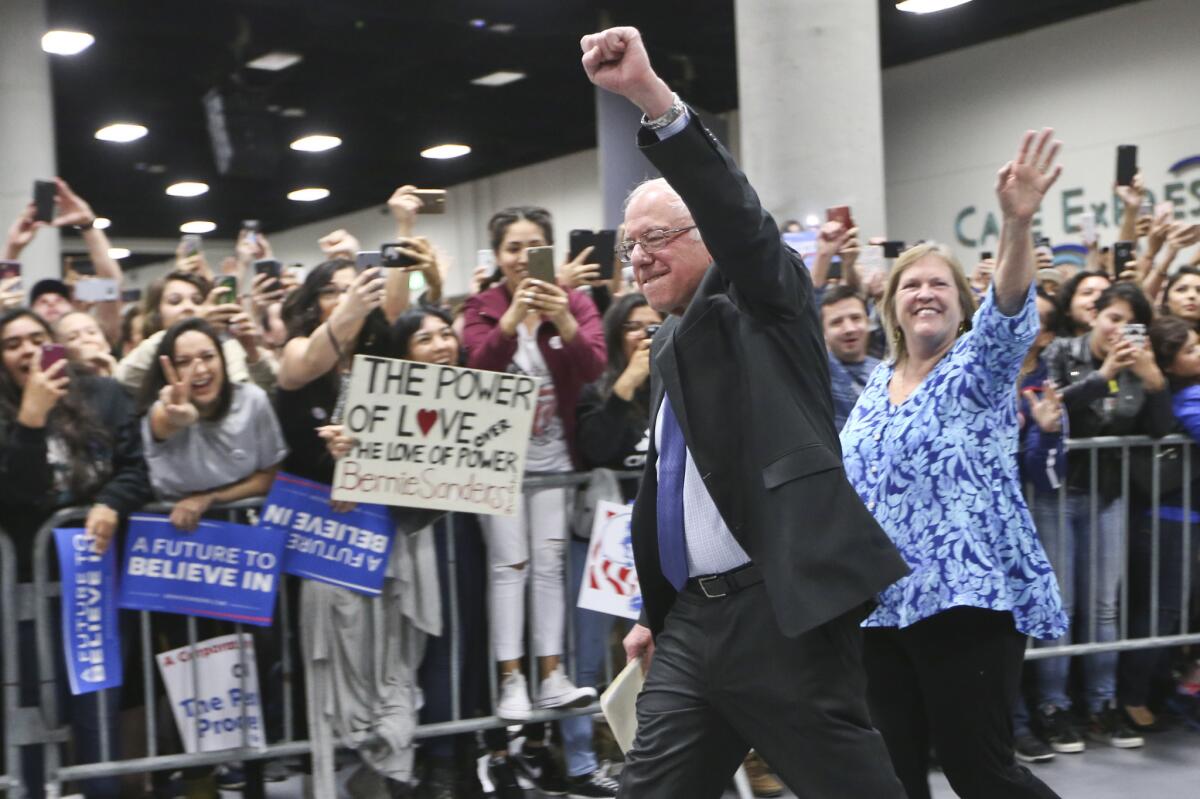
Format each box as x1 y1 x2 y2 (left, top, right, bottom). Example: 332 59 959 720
596 90 732 230
0 0 59 285
734 0 887 238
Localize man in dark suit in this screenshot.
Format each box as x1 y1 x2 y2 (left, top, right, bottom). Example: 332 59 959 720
580 28 911 797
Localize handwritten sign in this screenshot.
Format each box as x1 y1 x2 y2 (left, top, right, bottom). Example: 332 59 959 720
577 501 642 620
55 528 123 695
118 515 285 626
156 633 265 752
331 354 538 516
260 472 395 595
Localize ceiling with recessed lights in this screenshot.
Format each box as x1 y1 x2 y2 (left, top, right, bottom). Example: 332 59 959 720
44 0 1143 245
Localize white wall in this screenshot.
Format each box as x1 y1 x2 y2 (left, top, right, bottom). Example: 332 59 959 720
265 149 602 297
883 0 1200 261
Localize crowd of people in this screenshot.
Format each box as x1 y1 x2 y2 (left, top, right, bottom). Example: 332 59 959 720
2 43 1200 799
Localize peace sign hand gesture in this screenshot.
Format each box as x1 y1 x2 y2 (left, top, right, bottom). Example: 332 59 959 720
157 355 199 428
996 128 1063 223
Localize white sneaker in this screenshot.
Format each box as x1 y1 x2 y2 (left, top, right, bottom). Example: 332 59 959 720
496 671 534 721
536 666 597 710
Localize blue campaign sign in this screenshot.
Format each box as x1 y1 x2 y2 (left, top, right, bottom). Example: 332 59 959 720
54 528 123 695
118 515 285 626
259 472 395 596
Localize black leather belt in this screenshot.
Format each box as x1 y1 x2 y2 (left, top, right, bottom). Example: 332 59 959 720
684 563 762 599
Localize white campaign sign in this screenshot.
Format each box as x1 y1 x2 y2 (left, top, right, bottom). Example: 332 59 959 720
331 354 538 516
577 501 642 620
155 633 265 753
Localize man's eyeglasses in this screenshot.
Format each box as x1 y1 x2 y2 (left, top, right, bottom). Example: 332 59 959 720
616 226 697 264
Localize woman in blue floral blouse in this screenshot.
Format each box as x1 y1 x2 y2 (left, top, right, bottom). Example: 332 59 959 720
840 129 1068 799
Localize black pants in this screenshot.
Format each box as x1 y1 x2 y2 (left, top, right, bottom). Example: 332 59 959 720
618 582 904 799
1119 516 1200 706
863 608 1060 799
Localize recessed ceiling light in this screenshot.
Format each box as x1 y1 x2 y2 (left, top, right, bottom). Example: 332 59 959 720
469 19 487 29
246 51 303 71
166 181 209 197
280 107 306 118
95 123 147 143
471 70 526 87
92 217 111 230
896 0 973 13
804 214 820 227
42 30 95 55
180 221 216 234
290 134 341 152
489 23 516 34
107 247 130 259
421 144 471 160
288 187 330 202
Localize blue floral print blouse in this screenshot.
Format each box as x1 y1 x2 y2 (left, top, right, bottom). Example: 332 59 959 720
840 284 1067 640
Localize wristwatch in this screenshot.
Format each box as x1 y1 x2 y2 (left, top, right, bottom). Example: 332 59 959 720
641 92 685 131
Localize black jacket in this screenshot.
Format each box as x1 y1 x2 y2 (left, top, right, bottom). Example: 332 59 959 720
630 112 908 639
0 375 151 578
1044 334 1173 498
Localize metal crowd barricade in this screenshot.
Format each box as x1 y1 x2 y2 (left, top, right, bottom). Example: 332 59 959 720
0 527 25 797
33 437 1200 795
25 475 646 799
1025 434 1200 660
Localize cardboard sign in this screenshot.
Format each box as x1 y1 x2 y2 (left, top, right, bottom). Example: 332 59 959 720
260 472 395 596
118 515 285 626
577 501 642 620
54 528 123 695
156 633 265 753
331 354 538 516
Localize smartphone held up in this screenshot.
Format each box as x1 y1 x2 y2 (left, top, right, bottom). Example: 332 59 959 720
40 343 67 373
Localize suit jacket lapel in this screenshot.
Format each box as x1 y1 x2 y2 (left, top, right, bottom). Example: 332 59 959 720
652 317 691 442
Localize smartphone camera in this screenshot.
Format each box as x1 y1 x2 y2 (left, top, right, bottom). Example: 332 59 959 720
380 241 422 269
1123 323 1146 347
644 324 661 338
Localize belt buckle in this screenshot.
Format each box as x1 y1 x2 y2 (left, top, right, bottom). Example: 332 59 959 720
698 575 727 599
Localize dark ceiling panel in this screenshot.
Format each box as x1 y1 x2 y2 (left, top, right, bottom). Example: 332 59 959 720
44 0 1141 243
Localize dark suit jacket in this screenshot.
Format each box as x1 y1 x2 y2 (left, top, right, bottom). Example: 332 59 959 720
632 112 909 639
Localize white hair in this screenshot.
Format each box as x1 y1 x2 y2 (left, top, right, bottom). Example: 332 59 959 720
622 179 701 241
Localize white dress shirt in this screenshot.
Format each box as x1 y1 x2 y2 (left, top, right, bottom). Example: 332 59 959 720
654 397 751 577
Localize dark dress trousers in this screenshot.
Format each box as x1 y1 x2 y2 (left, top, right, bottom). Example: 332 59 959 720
618 111 909 798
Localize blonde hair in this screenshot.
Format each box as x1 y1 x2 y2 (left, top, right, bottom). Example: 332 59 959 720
880 242 978 363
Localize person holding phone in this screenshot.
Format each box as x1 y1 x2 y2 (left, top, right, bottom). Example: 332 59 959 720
1036 282 1171 753
0 307 151 799
1120 316 1200 731
115 270 277 397
315 306 490 799
5 179 127 343
461 205 607 791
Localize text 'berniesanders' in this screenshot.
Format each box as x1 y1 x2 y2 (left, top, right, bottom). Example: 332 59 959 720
331 354 538 516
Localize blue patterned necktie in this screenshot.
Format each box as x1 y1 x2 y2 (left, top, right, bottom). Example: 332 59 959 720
656 395 689 591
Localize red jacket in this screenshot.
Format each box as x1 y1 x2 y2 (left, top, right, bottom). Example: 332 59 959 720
463 284 607 469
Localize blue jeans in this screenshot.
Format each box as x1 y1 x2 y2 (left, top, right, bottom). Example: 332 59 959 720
1032 490 1125 714
560 538 630 777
